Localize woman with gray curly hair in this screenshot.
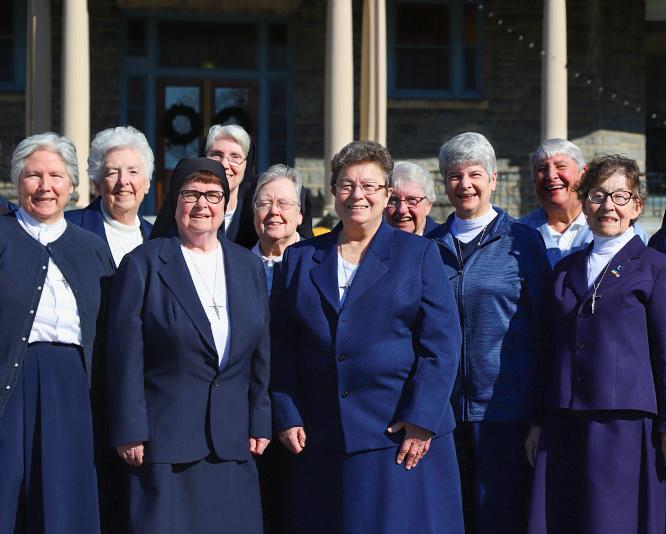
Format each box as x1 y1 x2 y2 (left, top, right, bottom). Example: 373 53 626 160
0 132 115 534
65 125 154 266
271 140 464 533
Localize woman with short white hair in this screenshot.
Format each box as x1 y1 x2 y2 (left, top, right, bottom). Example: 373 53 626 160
384 161 437 236
65 125 154 266
251 164 303 293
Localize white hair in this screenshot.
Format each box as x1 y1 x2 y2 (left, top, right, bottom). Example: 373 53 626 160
253 164 303 204
439 132 497 178
205 124 251 156
11 132 79 188
392 161 436 203
87 126 154 184
530 138 586 174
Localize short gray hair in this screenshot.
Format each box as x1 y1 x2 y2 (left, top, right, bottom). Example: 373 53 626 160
205 124 251 156
392 161 436 203
11 132 79 188
530 138 586 175
88 126 154 184
253 164 303 204
439 132 497 178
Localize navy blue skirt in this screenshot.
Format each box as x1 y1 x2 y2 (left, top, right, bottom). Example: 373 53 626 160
529 410 666 534
0 343 100 534
285 432 464 534
125 454 263 534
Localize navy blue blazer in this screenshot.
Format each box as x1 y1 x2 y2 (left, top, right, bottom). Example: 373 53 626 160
0 195 16 215
105 234 271 464
0 214 115 414
270 222 462 454
543 236 666 430
64 197 153 263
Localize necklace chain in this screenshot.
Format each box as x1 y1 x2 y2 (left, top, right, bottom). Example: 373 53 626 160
455 224 488 271
185 246 223 319
338 243 357 290
589 258 612 315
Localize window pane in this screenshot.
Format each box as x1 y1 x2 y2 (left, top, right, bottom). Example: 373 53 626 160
213 87 254 135
463 47 477 91
269 81 287 163
127 19 147 57
162 86 201 169
396 4 449 47
0 3 13 35
127 77 145 109
269 24 287 69
0 38 12 82
396 48 449 90
464 3 477 46
158 21 257 69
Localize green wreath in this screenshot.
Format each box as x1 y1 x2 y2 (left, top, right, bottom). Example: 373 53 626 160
162 104 202 145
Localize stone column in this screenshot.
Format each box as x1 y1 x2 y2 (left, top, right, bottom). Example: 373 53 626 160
61 0 90 206
25 0 51 135
324 0 354 211
360 0 386 145
541 0 568 140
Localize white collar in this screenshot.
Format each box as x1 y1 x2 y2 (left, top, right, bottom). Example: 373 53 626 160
17 207 67 245
452 207 498 242
101 202 141 232
251 233 300 264
591 226 636 257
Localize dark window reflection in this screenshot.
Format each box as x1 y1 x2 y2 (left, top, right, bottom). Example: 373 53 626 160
127 19 147 57
397 49 449 91
158 21 257 69
269 24 287 69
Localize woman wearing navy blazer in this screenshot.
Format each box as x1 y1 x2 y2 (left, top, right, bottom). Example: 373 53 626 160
526 155 666 533
271 140 464 534
65 126 153 266
105 157 271 534
0 133 115 534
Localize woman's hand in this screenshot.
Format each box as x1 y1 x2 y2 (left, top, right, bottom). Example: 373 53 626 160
117 442 144 467
249 437 270 456
387 421 433 470
525 425 541 467
278 426 307 454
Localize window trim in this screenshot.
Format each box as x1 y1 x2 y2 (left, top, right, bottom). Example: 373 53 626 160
387 0 483 99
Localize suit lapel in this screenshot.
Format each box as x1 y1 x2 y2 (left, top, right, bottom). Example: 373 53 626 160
311 229 342 313
585 235 644 301
566 246 590 301
83 198 108 244
220 236 244 365
342 222 391 309
157 237 218 358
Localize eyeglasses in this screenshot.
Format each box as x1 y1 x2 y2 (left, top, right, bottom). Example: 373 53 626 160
587 188 634 206
252 199 300 212
386 195 427 208
206 152 246 167
179 190 225 204
334 182 387 195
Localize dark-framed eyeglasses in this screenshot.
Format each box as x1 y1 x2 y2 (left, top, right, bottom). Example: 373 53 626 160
206 152 246 167
179 190 225 204
334 182 387 195
587 188 634 206
386 195 427 208
252 199 300 212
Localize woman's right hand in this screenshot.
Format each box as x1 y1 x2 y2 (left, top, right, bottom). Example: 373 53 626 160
278 426 307 454
117 442 145 467
525 425 541 467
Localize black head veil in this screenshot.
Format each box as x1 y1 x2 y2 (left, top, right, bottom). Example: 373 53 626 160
150 157 229 239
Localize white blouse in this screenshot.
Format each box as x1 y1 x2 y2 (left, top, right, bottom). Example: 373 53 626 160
17 208 82 345
587 226 636 287
181 243 230 368
101 204 144 266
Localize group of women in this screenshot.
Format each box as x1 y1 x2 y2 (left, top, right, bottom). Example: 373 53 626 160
0 124 664 534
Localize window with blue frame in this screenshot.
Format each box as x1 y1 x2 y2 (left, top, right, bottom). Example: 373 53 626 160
0 0 26 91
388 0 481 98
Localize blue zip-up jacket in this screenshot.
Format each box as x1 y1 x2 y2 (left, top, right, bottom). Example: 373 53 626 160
427 208 551 422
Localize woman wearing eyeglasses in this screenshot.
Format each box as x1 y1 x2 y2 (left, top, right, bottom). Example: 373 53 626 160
270 140 464 533
384 160 438 236
251 164 304 294
428 132 551 534
105 157 271 534
526 155 666 534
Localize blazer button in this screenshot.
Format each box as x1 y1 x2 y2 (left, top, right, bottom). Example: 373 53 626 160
576 344 585 350
213 381 220 387
341 391 350 398
337 355 346 362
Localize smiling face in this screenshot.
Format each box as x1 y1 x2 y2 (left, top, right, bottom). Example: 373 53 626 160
18 150 74 224
533 154 584 213
205 137 247 196
384 180 432 235
583 172 642 238
99 147 150 220
175 177 226 242
253 177 303 246
444 163 496 220
333 162 390 231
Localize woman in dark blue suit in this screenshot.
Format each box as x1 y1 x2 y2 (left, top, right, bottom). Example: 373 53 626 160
65 126 153 266
271 141 464 534
0 133 115 534
527 155 666 533
105 157 271 534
